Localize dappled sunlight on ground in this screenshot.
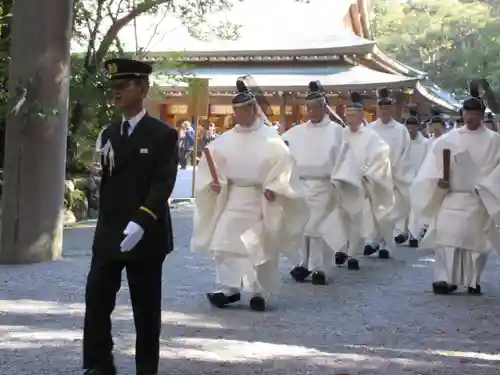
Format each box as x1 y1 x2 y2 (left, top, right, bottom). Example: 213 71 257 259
1 207 500 374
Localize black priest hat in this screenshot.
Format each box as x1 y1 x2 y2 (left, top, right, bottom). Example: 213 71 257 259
306 81 328 104
347 91 363 111
232 79 257 107
429 107 445 125
377 87 394 106
404 104 420 126
462 81 486 112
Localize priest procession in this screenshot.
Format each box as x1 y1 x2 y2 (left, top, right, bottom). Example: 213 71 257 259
6 0 500 373
192 77 500 311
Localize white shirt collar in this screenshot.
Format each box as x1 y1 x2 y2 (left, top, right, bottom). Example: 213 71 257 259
122 108 146 135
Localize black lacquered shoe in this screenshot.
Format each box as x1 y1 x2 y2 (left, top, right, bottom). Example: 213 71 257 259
249 295 266 311
378 249 390 259
432 281 457 295
394 234 408 244
290 266 311 282
347 258 360 270
311 271 327 285
468 284 482 295
363 244 379 256
335 251 348 265
206 292 241 308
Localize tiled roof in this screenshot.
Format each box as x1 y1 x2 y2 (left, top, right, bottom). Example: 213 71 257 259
153 63 419 91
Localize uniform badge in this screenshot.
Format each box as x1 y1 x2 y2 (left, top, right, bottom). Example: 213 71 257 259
140 148 148 154
107 63 118 74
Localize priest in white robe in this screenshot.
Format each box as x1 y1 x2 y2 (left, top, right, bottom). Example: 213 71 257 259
191 90 308 311
400 108 430 247
428 109 446 141
281 86 363 285
366 88 412 258
410 88 500 295
338 92 394 270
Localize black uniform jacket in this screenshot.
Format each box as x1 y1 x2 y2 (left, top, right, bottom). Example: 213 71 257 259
93 114 178 261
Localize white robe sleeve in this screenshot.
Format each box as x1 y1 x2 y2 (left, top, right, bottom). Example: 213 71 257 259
330 137 364 218
260 137 309 264
318 135 364 253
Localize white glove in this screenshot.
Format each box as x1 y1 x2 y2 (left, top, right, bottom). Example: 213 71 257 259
120 221 144 252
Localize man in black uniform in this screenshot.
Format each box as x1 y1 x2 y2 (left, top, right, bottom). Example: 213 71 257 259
82 58 178 375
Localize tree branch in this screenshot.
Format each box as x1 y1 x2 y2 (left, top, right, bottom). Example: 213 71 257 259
95 0 174 65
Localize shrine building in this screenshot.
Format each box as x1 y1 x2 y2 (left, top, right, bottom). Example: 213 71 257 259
129 0 460 131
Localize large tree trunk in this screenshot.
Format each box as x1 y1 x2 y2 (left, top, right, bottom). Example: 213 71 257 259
0 0 73 263
0 0 13 168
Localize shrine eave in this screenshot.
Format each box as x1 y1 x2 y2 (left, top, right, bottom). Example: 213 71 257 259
152 64 419 93
415 82 461 113
144 41 375 60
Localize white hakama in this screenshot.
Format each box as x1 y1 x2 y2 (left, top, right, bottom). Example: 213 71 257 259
368 118 413 250
342 126 394 258
402 132 430 239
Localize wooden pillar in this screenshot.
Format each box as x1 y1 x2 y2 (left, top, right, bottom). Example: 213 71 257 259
279 93 287 132
292 100 300 126
0 0 73 263
335 104 345 122
394 91 404 120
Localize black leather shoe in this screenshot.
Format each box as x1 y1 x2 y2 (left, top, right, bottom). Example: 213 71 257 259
290 266 311 282
311 271 327 285
347 258 360 270
249 295 266 311
335 251 348 265
206 292 241 308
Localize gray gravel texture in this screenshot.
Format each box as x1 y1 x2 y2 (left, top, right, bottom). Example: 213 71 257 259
1 203 500 375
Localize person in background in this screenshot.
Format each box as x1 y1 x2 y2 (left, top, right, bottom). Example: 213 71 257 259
428 109 446 140
403 107 430 248
339 92 393 270
483 113 496 131
201 122 218 148
178 121 195 169
366 88 412 259
271 121 281 133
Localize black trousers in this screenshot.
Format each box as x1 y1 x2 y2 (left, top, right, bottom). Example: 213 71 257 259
83 255 163 374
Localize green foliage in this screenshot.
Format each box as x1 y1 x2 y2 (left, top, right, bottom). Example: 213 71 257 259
67 0 244 169
373 0 500 94
64 188 86 210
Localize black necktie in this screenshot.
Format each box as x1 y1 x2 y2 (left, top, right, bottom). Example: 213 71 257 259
121 121 130 143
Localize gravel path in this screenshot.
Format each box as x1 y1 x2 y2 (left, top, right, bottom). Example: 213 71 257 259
1 203 500 375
